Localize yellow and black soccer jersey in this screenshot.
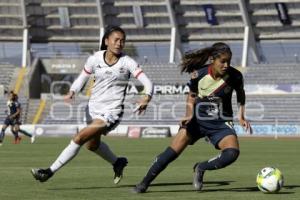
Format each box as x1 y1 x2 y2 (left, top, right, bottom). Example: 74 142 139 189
187 65 245 120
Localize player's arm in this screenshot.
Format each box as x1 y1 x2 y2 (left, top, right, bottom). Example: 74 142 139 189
235 75 252 134
10 107 21 119
181 70 198 126
180 91 197 126
134 71 153 115
65 68 91 101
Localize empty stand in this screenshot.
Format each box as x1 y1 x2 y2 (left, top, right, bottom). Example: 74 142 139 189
250 0 300 39
0 64 17 91
0 0 23 41
177 0 244 41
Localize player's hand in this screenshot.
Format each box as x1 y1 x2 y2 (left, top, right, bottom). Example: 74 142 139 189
239 118 252 134
179 116 192 127
64 91 75 103
133 95 151 115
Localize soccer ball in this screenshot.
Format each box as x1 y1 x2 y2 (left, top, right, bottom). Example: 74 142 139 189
256 167 284 193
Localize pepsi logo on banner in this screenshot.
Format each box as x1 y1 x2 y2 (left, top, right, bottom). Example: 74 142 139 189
202 4 218 25
275 3 291 25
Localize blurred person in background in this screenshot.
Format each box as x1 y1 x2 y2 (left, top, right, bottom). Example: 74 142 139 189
0 91 35 145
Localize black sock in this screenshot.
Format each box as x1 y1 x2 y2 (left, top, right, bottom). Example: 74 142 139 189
198 148 240 171
0 129 5 141
141 147 178 185
19 129 32 137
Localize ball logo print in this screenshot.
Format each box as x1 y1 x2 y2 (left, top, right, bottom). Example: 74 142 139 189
256 167 284 193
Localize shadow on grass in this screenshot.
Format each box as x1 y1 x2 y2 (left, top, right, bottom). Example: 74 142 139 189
48 182 299 194
153 184 298 194
48 181 233 191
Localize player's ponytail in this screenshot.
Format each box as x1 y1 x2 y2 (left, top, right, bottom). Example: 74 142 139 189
180 47 214 73
180 42 232 73
100 26 126 50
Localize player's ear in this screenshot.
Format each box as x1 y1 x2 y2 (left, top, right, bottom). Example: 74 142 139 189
105 37 109 46
209 56 214 63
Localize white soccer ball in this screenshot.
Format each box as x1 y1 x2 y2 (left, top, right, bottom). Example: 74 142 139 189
256 167 284 193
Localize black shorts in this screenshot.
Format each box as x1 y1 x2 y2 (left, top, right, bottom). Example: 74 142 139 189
4 117 21 126
182 115 237 150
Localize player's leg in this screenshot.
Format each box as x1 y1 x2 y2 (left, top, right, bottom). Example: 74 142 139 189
85 135 128 184
19 129 32 137
193 133 239 190
133 128 191 193
19 128 35 143
0 124 8 145
85 107 127 184
1 118 12 144
11 124 21 144
31 119 107 182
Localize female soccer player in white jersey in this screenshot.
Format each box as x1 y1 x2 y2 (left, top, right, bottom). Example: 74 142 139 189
31 26 153 183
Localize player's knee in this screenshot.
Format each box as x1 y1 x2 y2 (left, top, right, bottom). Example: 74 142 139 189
86 143 98 151
73 135 86 145
220 148 240 167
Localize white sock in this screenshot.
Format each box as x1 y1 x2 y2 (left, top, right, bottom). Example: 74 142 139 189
50 140 81 173
93 141 117 165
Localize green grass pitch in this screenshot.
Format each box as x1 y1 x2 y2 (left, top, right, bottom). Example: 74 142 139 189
0 136 299 200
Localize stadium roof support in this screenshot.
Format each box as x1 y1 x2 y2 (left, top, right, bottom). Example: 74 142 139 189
238 0 260 67
166 0 182 63
96 0 105 50
21 0 29 68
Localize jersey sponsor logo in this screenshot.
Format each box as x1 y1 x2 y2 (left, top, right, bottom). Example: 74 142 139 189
104 70 113 75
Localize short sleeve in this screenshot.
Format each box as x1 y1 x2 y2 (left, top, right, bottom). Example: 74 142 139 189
83 55 96 74
125 56 143 78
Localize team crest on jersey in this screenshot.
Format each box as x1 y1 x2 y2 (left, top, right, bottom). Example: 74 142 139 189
119 67 126 74
224 86 232 94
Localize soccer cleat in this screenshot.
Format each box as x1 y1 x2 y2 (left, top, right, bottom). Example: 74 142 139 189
30 136 35 144
193 163 205 191
113 157 128 184
132 182 148 193
31 168 53 182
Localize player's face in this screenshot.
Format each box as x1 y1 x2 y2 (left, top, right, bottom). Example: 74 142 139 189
105 31 125 55
8 93 14 100
211 53 231 76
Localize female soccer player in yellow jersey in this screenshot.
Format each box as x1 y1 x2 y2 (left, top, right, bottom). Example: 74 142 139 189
133 42 251 193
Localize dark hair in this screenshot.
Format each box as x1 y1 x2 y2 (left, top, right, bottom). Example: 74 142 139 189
100 26 126 50
180 42 232 73
9 90 18 101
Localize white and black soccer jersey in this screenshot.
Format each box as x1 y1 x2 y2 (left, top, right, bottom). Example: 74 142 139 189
70 50 153 126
